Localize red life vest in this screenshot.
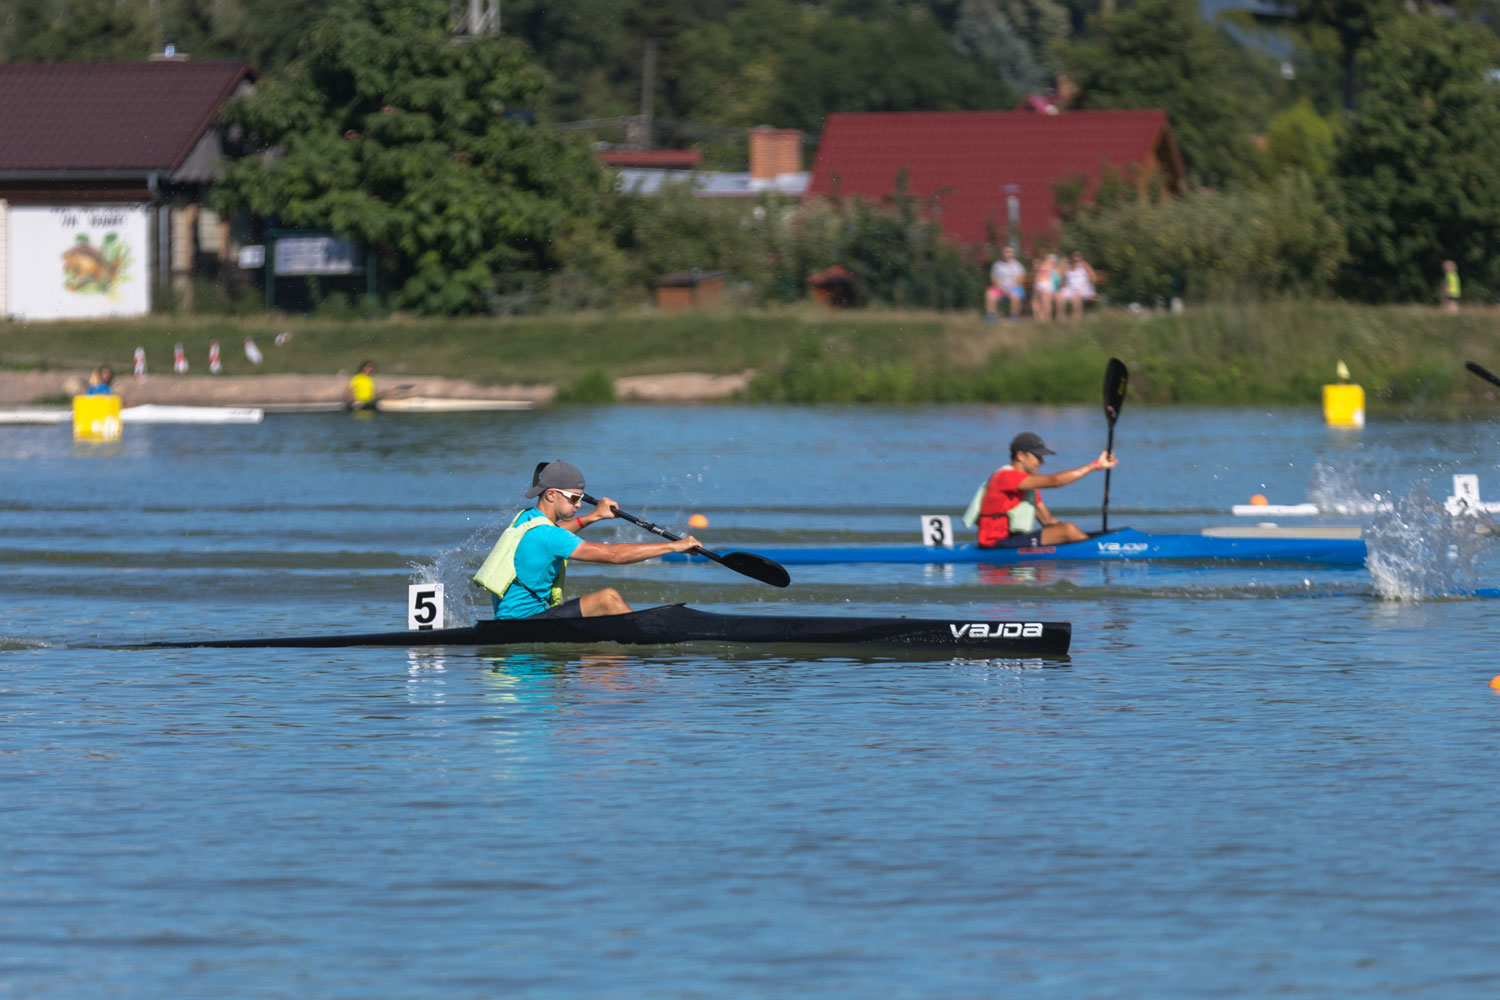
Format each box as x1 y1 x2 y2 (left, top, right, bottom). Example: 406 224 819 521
976 466 1039 547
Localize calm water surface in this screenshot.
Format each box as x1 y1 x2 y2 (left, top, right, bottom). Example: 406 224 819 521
4 403 1500 998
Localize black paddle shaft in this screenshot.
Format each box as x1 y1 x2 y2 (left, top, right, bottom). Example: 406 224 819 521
1102 358 1128 533
580 492 791 588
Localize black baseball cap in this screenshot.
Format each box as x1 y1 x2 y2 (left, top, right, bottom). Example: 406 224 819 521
1009 432 1056 457
525 460 585 498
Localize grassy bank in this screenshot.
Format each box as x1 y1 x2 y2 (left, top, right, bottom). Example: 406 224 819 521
3 301 1496 408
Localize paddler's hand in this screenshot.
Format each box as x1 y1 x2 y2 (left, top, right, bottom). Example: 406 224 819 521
671 535 703 553
568 497 617 532
1094 451 1119 470
587 497 619 524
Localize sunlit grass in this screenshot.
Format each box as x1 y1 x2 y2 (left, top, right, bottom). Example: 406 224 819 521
2 300 1493 408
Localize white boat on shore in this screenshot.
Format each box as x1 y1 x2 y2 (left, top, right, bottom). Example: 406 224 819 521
0 404 264 425
258 397 534 414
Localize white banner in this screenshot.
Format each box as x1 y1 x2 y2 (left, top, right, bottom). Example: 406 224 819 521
7 205 150 320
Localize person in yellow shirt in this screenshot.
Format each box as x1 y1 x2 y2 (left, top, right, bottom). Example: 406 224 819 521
344 360 378 410
1442 260 1461 314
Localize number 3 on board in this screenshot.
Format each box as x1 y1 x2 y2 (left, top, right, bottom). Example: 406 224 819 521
408 583 445 631
920 514 954 548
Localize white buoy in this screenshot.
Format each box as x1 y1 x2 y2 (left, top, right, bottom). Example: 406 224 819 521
133 346 146 378
209 340 222 374
173 343 189 374
244 337 264 365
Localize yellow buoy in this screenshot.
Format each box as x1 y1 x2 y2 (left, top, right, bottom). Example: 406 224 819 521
688 513 710 529
1323 384 1365 428
72 394 122 441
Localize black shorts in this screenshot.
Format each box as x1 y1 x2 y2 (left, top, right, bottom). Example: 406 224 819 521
990 529 1043 548
528 597 583 619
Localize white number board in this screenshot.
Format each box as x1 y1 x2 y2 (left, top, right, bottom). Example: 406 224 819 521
920 514 955 548
408 583 444 630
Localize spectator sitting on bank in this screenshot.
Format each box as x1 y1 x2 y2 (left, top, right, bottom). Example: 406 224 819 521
1032 255 1055 322
984 246 1027 323
1061 252 1098 319
1442 259 1461 313
85 365 115 395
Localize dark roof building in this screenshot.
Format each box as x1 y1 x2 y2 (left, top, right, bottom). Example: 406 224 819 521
805 109 1185 249
0 60 255 320
0 60 254 201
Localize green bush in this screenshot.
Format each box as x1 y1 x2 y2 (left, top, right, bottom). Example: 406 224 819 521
612 181 984 310
1063 173 1348 305
554 368 615 403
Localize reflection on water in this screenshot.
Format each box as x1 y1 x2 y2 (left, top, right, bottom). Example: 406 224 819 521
405 648 449 704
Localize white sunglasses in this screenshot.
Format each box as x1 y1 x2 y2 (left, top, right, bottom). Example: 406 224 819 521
552 489 585 504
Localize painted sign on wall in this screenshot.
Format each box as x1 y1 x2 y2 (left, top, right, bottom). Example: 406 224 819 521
7 205 150 320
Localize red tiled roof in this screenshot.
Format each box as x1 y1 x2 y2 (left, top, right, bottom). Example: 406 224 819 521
599 149 703 169
806 110 1182 248
0 61 254 173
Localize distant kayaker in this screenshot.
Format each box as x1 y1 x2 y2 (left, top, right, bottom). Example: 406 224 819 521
964 432 1118 547
85 365 115 395
344 360 378 410
474 460 703 620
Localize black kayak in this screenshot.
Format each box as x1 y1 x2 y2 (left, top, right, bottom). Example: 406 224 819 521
139 604 1071 656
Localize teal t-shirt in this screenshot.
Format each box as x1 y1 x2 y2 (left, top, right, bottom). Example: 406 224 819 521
493 508 583 619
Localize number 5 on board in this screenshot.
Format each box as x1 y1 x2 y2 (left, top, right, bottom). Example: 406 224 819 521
408 583 444 630
921 514 954 548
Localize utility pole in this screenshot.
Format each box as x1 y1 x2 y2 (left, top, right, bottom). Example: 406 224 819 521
458 0 498 36
626 35 657 150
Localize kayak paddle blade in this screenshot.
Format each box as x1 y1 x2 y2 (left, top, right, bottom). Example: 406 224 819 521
1466 361 1500 389
716 551 792 588
1104 357 1128 423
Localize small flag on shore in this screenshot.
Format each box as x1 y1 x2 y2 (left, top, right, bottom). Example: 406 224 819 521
173 343 189 374
209 341 222 374
133 347 146 378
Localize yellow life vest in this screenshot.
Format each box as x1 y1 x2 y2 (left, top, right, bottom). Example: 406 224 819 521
472 510 567 607
1447 271 1462 299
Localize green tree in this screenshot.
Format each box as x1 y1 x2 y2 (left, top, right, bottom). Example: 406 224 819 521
1 0 152 61
1249 0 1399 110
1335 13 1500 302
1063 172 1347 303
213 0 619 315
1058 0 1269 188
676 0 1014 132
952 0 1073 96
1265 98 1340 178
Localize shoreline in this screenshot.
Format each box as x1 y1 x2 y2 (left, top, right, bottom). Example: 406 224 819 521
0 370 755 407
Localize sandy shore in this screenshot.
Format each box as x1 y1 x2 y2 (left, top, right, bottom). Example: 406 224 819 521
0 369 755 406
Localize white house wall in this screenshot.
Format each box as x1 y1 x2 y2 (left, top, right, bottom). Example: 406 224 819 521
0 199 8 319
7 204 151 320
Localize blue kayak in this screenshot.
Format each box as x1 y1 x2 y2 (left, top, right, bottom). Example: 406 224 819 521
661 527 1368 566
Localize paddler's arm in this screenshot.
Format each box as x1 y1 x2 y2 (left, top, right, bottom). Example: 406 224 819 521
560 497 619 534
570 535 702 564
1017 451 1117 490
1035 494 1058 527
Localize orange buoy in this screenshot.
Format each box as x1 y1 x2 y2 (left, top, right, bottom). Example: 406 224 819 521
1250 494 1269 506
1489 675 1500 690
688 513 710 529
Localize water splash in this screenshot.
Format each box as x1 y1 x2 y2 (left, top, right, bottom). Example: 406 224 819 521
1365 483 1491 600
409 516 511 627
1307 461 1391 515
